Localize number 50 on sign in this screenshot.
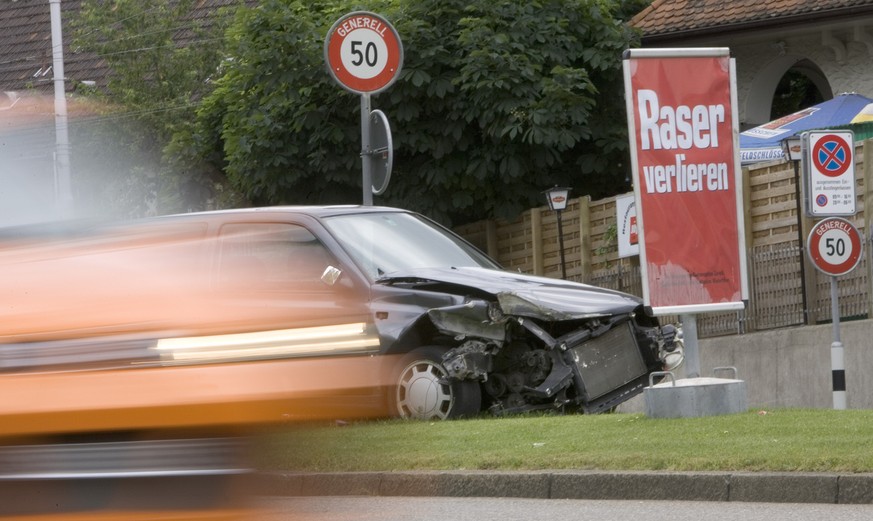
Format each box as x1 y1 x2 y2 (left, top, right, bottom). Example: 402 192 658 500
324 12 403 95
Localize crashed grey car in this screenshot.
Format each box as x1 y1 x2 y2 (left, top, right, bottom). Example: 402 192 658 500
26 205 680 421
313 206 684 419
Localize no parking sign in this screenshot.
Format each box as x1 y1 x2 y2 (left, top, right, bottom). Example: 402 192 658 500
803 130 856 217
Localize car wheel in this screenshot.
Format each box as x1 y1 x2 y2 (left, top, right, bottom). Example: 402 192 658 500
392 346 482 420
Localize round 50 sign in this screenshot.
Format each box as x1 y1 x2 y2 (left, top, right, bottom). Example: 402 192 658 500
807 217 863 276
324 12 403 95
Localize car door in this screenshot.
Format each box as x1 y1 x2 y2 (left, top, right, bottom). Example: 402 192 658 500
210 220 378 358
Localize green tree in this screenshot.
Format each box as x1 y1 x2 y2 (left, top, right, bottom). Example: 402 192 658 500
181 0 639 223
71 0 244 217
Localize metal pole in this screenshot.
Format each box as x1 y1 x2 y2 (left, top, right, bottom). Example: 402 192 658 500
50 0 73 217
680 313 701 379
792 159 810 324
360 94 373 206
830 275 846 409
556 209 567 279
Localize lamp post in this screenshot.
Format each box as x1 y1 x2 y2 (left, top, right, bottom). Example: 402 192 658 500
544 186 571 279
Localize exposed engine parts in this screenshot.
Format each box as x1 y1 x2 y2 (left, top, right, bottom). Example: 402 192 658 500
438 309 683 415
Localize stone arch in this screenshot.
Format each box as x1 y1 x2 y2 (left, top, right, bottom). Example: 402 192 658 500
744 56 832 127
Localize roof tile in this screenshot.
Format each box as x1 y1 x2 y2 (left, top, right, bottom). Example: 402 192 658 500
0 0 250 93
631 0 873 37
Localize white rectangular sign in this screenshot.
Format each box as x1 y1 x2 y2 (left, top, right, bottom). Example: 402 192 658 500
616 194 639 258
803 130 856 217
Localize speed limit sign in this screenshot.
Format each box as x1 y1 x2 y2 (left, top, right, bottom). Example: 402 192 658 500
324 12 403 94
807 217 863 276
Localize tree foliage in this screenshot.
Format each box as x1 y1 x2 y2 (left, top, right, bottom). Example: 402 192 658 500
182 0 639 223
71 0 243 216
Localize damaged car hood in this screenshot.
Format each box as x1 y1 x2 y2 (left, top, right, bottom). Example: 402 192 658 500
377 267 643 320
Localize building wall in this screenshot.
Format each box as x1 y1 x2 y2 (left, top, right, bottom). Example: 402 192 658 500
732 36 873 127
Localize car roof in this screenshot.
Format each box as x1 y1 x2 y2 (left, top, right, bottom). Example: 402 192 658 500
0 206 415 242
160 205 410 220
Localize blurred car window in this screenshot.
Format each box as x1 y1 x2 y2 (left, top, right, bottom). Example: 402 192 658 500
218 222 334 287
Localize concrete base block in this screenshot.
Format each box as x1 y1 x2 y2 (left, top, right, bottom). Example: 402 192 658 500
644 377 747 418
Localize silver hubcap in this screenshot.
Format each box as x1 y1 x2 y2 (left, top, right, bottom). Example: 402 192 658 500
396 359 452 420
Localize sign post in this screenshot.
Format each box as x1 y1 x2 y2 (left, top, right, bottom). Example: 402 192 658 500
623 48 748 381
807 217 862 409
802 128 859 410
324 12 403 205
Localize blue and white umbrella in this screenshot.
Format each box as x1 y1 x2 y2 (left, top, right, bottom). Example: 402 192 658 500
740 93 873 164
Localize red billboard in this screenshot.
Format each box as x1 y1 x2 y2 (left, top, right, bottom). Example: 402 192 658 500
623 48 748 314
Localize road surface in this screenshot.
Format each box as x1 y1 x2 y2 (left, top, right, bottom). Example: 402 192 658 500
256 496 873 521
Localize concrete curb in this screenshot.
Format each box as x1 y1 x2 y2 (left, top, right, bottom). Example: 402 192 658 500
255 471 873 504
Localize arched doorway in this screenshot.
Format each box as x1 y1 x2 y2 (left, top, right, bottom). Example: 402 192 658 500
744 57 832 128
770 61 829 119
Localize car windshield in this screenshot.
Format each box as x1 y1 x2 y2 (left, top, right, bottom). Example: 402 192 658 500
323 212 500 280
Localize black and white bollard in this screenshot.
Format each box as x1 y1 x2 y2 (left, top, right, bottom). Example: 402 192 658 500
830 276 846 410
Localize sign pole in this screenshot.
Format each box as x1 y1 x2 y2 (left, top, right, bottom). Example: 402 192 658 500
623 49 749 418
50 0 73 217
806 216 861 410
830 276 847 409
800 126 859 408
680 313 701 379
324 11 403 206
361 93 373 206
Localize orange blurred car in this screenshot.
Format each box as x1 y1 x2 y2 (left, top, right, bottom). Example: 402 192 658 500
0 209 388 519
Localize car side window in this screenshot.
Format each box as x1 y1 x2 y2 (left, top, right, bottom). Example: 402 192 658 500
217 222 333 288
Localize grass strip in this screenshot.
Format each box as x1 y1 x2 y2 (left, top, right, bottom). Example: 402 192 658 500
258 409 873 473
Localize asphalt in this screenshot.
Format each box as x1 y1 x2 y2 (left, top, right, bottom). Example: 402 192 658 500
255 470 873 505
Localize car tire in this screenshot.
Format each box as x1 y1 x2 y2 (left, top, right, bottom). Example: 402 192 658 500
391 346 482 420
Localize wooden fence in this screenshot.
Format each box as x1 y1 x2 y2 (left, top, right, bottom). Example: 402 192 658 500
455 140 873 338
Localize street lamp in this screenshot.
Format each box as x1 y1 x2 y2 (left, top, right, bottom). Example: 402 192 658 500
780 136 802 161
544 185 571 279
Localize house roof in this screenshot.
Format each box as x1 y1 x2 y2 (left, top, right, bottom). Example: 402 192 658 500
0 0 92 93
630 0 873 42
0 0 248 95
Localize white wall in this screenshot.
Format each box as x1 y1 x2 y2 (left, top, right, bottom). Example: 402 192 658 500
732 36 873 127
